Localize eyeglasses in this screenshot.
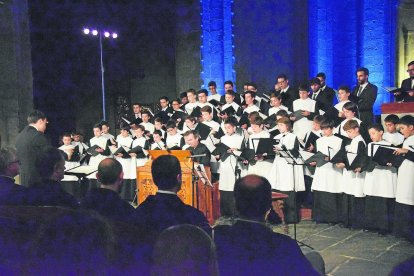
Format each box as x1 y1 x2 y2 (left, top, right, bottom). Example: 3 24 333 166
407 69 414 72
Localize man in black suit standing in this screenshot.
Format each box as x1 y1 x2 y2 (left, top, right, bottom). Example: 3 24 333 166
351 67 378 124
316 72 337 105
310 77 335 113
276 74 298 111
213 175 319 275
395 61 414 102
15 110 50 187
133 155 210 234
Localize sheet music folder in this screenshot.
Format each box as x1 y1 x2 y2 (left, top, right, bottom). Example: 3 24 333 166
65 165 97 178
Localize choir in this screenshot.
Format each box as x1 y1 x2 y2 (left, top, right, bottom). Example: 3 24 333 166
58 74 414 242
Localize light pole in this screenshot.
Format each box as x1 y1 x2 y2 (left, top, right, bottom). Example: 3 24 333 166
83 27 118 121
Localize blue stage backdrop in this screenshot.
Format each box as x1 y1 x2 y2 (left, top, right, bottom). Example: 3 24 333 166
200 0 236 94
308 0 399 115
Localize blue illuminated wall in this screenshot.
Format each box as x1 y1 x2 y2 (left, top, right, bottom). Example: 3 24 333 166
308 0 398 115
200 0 235 94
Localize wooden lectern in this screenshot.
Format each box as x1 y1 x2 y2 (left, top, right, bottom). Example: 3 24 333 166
136 150 220 224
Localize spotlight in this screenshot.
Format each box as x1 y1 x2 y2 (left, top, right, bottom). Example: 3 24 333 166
92 30 98 36
104 31 110 38
83 28 90 35
112 33 118 39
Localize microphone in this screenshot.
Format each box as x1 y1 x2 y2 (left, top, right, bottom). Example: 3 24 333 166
187 154 207 158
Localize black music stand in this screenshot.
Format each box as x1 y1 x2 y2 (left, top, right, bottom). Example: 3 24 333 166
277 147 313 250
65 165 98 198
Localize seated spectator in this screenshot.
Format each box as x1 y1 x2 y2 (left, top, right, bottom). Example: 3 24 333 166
133 155 210 234
213 174 319 275
81 158 135 223
152 224 219 276
0 147 26 200
21 146 78 208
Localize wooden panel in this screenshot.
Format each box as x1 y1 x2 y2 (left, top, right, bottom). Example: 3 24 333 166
137 159 194 206
136 153 221 224
381 102 414 114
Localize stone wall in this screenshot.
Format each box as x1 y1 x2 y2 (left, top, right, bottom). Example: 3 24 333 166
233 0 309 92
0 0 33 147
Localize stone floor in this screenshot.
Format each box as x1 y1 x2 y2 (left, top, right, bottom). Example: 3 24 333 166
273 221 414 275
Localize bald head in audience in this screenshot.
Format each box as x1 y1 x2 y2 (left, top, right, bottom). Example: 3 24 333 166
96 158 124 192
234 175 272 221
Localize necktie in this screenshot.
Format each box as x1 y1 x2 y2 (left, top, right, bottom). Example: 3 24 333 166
357 86 363 97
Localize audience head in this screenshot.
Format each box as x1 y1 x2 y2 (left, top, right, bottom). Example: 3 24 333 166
97 158 124 191
151 155 181 192
234 175 272 220
0 147 20 177
35 146 65 182
152 224 218 276
27 110 48 133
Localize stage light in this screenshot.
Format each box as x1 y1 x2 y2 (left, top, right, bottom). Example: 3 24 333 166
83 28 90 35
92 29 98 36
112 33 118 39
104 31 110 38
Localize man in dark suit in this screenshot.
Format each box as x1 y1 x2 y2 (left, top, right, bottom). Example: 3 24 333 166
154 96 173 124
395 61 414 102
183 130 211 167
213 175 319 275
15 110 50 187
316 73 337 107
276 74 298 111
81 158 135 223
133 155 210 233
351 67 378 124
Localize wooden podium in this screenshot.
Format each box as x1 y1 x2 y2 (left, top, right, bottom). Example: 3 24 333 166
136 150 220 224
381 102 414 125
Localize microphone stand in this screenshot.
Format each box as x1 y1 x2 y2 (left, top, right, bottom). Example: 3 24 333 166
187 154 207 208
278 147 313 250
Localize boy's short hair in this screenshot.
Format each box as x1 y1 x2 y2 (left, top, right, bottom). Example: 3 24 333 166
135 125 145 132
343 119 360 131
384 114 400 125
251 117 264 126
399 115 414 126
368 123 384 132
277 117 292 129
313 115 325 125
200 105 212 114
320 119 335 129
153 130 163 137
